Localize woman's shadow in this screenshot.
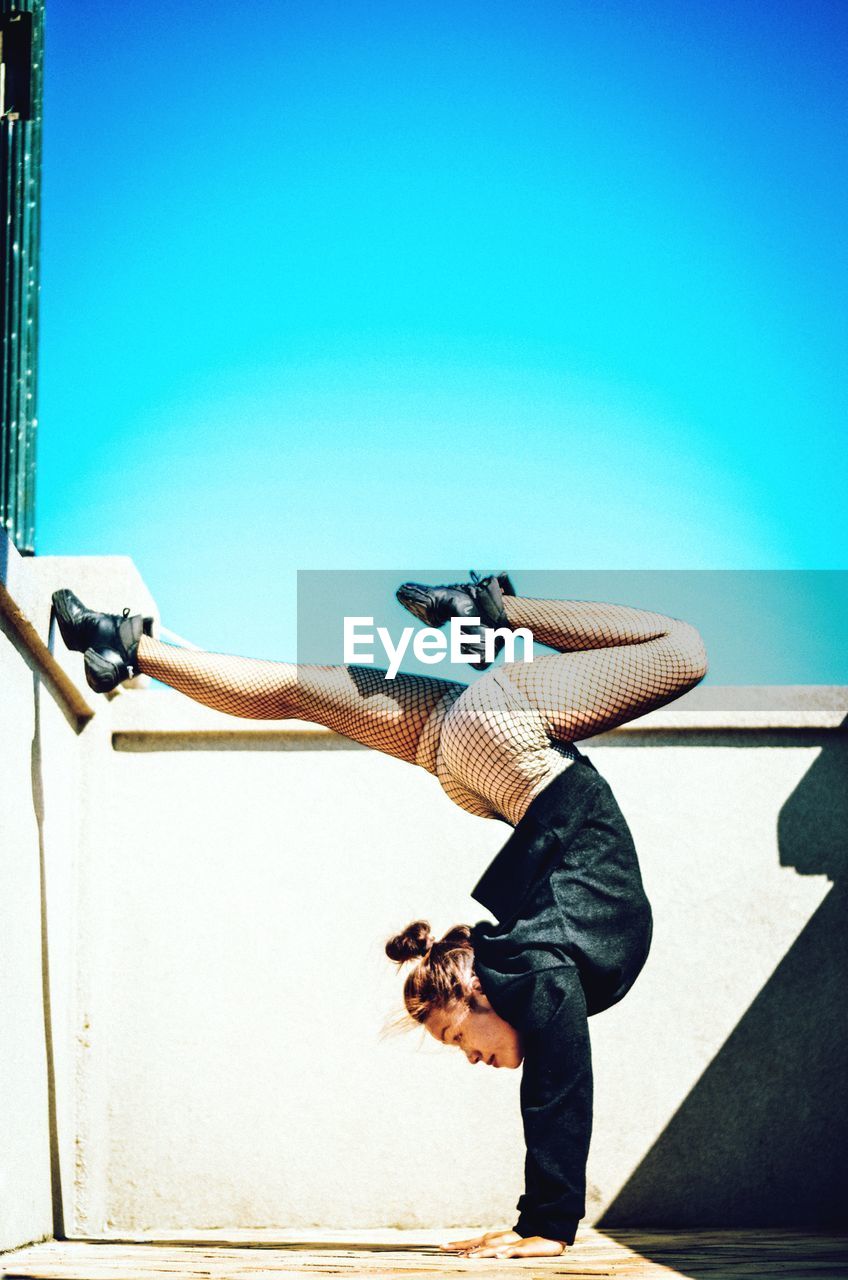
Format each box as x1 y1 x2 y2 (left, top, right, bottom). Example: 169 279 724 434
598 725 848 1249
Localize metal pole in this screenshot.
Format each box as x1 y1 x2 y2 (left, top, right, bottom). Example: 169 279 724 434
1 0 43 554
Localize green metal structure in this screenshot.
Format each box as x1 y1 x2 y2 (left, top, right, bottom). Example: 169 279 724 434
1 0 43 554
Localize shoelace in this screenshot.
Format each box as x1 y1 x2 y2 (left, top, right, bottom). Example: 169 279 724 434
438 570 483 592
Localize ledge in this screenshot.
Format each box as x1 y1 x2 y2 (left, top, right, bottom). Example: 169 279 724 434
2 534 846 740
106 683 848 748
0 532 160 730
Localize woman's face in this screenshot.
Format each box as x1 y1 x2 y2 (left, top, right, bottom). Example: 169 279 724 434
424 980 524 1069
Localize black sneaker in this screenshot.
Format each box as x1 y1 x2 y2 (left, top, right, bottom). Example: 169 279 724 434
52 589 152 693
395 571 515 670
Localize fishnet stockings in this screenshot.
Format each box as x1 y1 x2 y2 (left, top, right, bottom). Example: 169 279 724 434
500 595 708 744
136 639 460 766
136 596 706 826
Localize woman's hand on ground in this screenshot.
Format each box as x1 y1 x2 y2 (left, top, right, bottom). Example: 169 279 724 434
440 1230 520 1253
440 1230 566 1258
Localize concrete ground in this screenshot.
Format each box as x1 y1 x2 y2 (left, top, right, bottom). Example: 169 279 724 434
2 1230 847 1280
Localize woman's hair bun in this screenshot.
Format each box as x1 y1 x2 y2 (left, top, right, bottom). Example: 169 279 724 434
385 920 434 963
440 924 472 947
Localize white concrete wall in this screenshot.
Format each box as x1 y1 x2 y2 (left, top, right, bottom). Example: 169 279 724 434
2 540 846 1240
85 713 844 1233
0 538 158 1250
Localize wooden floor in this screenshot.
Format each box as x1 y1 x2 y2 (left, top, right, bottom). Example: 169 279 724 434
2 1230 847 1280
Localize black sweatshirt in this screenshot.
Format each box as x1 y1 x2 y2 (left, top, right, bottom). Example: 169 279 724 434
470 752 653 1245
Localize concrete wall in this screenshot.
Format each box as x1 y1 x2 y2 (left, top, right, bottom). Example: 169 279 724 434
0 536 157 1250
2 535 846 1240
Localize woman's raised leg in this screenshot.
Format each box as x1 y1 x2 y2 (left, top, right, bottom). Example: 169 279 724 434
136 636 462 768
498 594 708 741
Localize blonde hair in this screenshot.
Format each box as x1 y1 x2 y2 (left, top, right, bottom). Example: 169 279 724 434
385 919 475 1024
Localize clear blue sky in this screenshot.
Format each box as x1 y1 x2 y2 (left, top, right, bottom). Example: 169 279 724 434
36 0 847 669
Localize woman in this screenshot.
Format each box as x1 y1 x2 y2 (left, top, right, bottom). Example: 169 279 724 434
52 573 707 1259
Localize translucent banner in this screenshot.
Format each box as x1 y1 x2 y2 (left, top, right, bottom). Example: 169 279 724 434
296 570 848 697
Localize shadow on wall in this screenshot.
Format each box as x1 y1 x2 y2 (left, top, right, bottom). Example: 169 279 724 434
598 726 848 1270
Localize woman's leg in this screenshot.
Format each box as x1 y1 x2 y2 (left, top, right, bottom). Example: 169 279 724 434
430 594 707 824
136 637 462 769
498 595 708 741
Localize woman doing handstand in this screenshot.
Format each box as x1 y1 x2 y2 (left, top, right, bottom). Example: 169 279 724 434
51 574 707 1260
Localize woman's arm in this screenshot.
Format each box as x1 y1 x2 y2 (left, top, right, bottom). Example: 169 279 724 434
441 961 593 1255
513 963 593 1245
